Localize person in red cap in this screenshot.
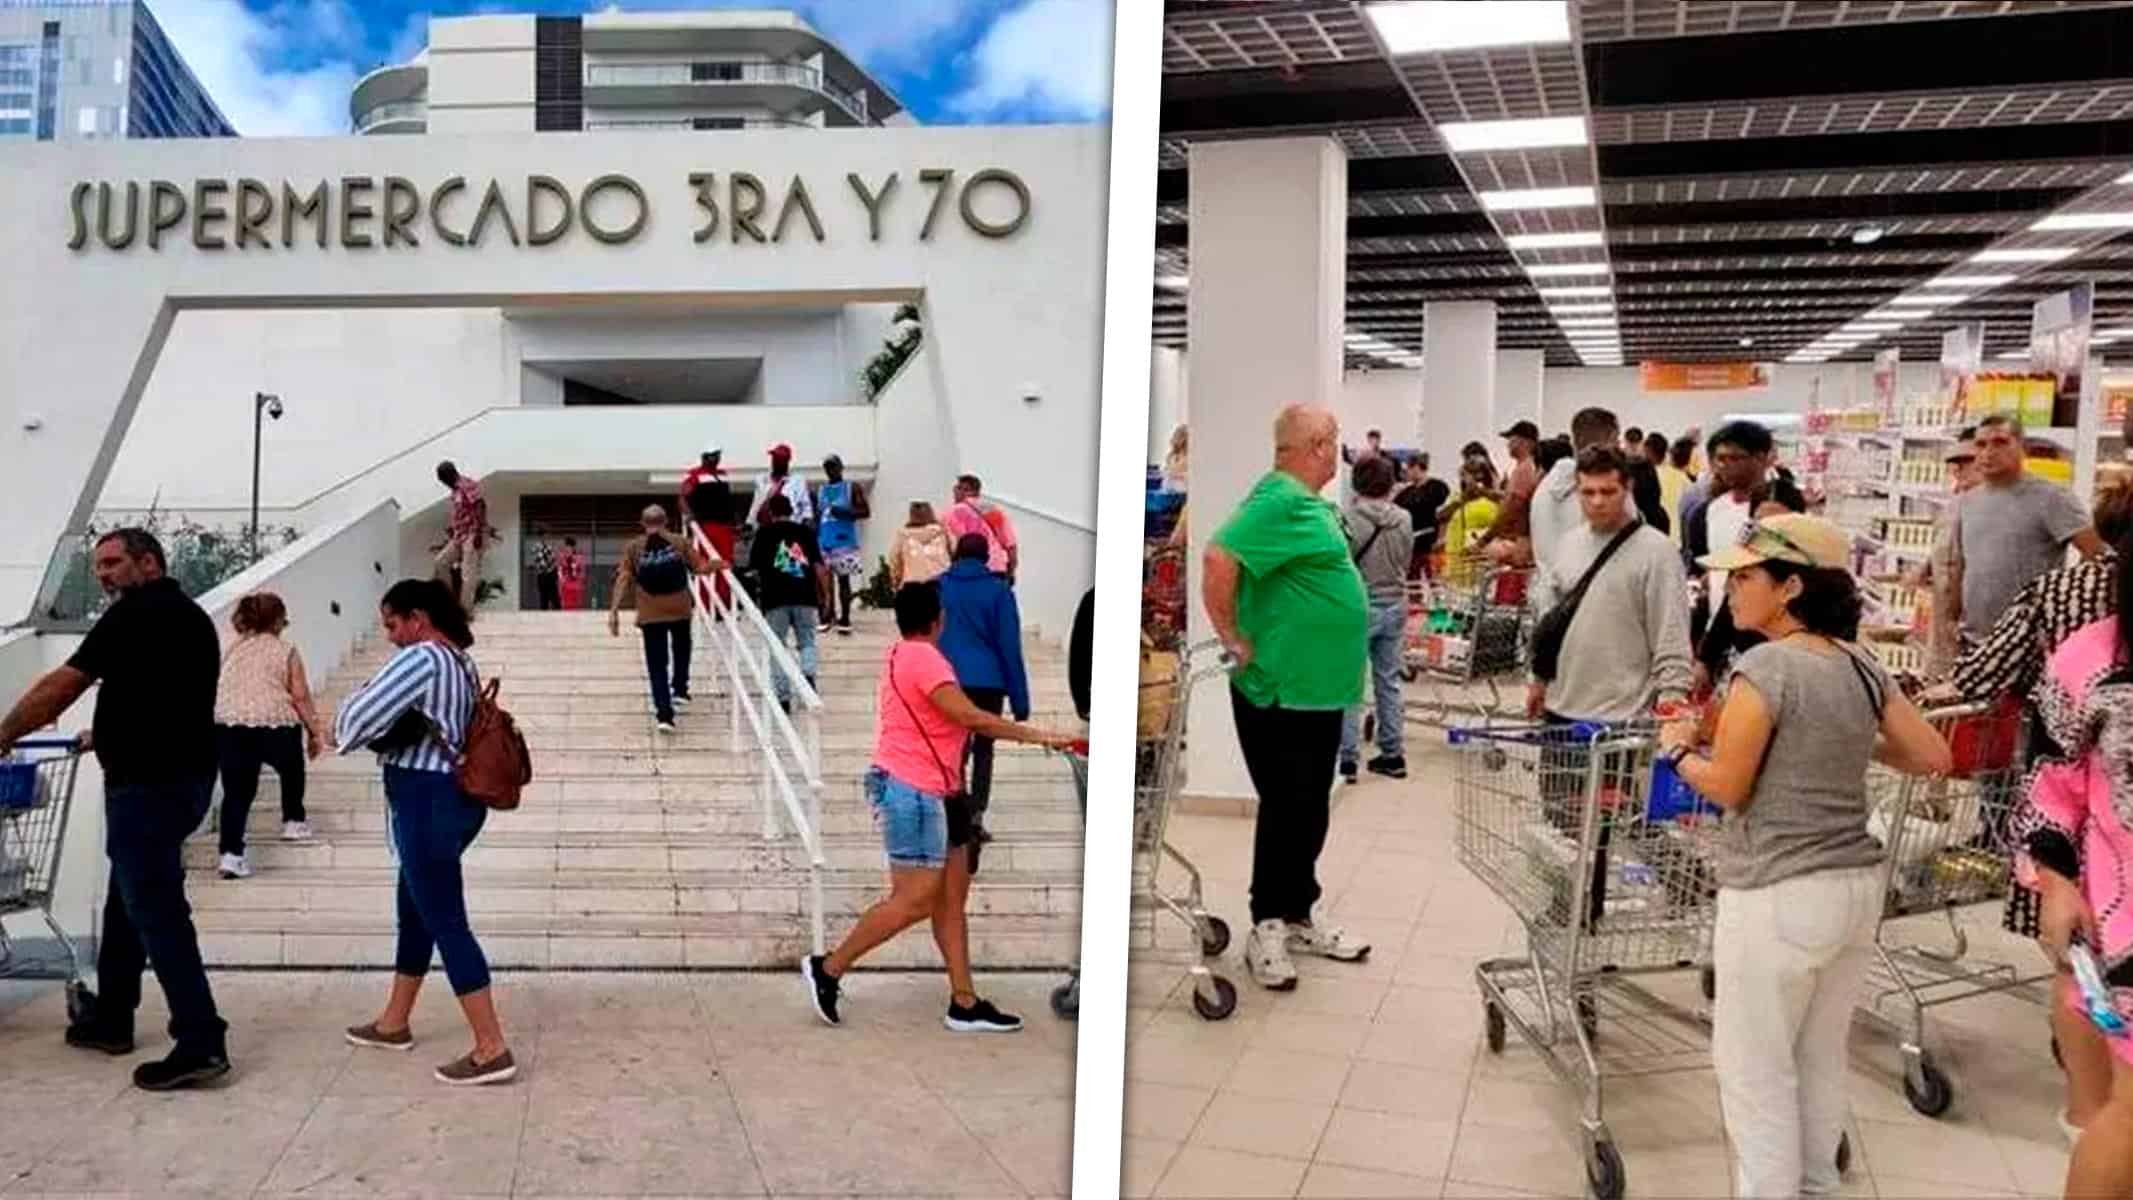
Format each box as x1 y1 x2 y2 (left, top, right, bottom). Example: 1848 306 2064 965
679 447 737 608
755 443 814 528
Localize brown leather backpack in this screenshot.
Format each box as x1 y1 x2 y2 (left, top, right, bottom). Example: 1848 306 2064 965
447 657 533 810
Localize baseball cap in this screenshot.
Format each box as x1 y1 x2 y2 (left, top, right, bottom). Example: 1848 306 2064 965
1499 420 1540 441
767 442 792 458
1697 513 1852 572
703 444 722 456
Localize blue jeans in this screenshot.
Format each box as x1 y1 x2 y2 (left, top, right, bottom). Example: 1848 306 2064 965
641 619 692 723
1340 599 1407 765
96 779 226 1053
765 604 818 704
865 766 948 869
384 766 491 996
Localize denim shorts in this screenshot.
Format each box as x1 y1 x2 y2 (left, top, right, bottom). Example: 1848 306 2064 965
865 766 948 870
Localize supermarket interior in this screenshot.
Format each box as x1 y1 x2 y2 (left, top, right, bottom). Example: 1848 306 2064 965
1129 3 2133 1198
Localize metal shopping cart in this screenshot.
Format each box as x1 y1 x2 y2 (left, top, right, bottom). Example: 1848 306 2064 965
1403 558 1531 730
1855 699 2040 1117
1136 640 1238 1020
0 738 92 1020
1142 545 1188 651
1451 719 1849 1200
1050 742 1091 1020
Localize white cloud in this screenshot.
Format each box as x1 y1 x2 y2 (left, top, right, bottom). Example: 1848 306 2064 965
148 0 366 136
948 0 1112 122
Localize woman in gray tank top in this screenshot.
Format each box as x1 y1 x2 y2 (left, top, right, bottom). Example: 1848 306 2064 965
1658 514 1950 1199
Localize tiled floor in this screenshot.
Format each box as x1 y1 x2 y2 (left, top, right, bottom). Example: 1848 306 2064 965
1125 737 2074 1199
0 968 1075 1198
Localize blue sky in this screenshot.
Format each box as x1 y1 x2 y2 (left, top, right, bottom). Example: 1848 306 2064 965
148 0 1114 136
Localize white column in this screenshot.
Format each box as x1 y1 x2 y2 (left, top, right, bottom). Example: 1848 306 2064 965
1421 302 1499 465
1182 137 1347 804
1496 350 1545 430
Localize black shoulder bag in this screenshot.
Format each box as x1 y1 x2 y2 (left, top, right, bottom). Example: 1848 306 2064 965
887 647 984 873
1529 522 1642 683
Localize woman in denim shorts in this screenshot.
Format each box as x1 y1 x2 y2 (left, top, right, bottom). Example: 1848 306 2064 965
800 581 1076 1032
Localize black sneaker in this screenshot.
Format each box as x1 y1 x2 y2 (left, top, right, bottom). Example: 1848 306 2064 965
1367 754 1408 780
64 1021 134 1056
132 1049 231 1091
944 998 1023 1033
801 955 841 1027
1338 760 1359 783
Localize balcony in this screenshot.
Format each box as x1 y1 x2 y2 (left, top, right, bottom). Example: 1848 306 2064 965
582 60 868 124
584 116 815 132
354 97 427 134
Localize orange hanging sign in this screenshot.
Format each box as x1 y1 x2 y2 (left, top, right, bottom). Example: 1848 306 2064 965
1638 362 1772 392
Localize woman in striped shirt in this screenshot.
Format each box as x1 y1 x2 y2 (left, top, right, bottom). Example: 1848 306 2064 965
330 579 516 1086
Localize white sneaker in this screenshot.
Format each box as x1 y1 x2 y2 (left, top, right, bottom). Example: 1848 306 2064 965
2060 1109 2086 1147
656 720 678 734
217 853 252 880
1245 919 1298 991
280 821 314 843
1287 919 1371 962
673 694 693 708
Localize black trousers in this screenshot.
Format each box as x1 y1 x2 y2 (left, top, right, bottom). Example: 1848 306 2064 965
216 724 306 855
95 779 227 1054
535 571 561 610
963 687 1008 817
1231 686 1343 925
641 619 692 722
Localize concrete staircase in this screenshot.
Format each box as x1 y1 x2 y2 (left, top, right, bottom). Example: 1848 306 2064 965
184 608 1087 970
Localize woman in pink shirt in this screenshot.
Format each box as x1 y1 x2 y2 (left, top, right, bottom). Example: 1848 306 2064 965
799 581 1074 1033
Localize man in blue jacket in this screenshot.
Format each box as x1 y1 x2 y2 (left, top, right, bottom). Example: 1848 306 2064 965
937 533 1031 847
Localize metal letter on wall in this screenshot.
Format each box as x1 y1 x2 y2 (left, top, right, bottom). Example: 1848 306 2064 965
429 176 468 247
579 174 646 245
192 178 230 250
917 168 954 241
382 177 421 247
730 173 767 243
688 172 720 243
66 182 90 250
466 178 521 248
771 175 825 243
847 172 896 243
235 178 273 249
339 177 376 248
958 168 1029 238
145 180 183 249
525 175 573 246
282 180 329 249
97 181 139 250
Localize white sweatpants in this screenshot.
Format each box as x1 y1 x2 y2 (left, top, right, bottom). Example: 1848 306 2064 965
1712 864 1882 1199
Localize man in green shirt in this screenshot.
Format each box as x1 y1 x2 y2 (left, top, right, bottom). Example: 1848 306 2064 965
1203 403 1372 991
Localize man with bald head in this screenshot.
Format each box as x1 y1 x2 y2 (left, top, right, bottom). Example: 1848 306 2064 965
609 503 709 732
1202 403 1373 992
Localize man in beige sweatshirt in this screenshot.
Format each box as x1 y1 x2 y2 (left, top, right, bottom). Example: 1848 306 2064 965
609 504 712 732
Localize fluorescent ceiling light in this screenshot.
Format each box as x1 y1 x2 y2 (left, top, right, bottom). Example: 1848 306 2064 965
1364 1 1570 54
1523 262 1611 277
2096 327 2133 338
1550 302 1616 315
2118 169 2133 184
1505 230 1605 250
1996 350 2029 360
2032 211 2133 232
1850 225 1885 246
1439 116 1588 153
1923 275 2015 289
1537 285 1611 298
1556 318 1618 328
1842 322 1900 333
1478 185 1596 211
1972 247 2077 263
1154 274 1189 291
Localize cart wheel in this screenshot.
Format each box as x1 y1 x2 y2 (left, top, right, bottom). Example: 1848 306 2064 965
1483 1001 1506 1054
1904 1057 1954 1118
1836 1131 1852 1175
1198 915 1232 958
1192 976 1239 1021
1050 981 1079 1021
1700 964 1716 1001
1575 991 1600 1040
1586 1138 1625 1200
65 982 93 1025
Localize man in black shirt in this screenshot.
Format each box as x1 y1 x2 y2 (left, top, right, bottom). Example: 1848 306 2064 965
0 528 230 1089
1392 454 1450 577
747 494 829 713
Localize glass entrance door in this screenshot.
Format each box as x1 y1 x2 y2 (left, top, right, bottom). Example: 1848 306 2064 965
518 491 756 611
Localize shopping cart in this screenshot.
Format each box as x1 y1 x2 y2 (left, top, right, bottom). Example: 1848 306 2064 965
1135 640 1237 1021
1142 545 1188 651
1050 742 1091 1020
1451 719 1849 1200
1855 699 2039 1118
1403 559 1531 730
0 738 92 1020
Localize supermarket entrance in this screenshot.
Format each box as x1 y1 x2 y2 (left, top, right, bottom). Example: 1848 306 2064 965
517 491 756 611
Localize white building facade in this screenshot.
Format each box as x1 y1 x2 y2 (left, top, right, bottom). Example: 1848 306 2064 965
0 124 1108 642
351 10 908 137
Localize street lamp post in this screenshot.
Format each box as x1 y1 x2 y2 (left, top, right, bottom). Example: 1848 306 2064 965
251 392 283 563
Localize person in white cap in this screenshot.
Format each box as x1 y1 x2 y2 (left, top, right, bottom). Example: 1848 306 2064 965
1659 513 1949 1199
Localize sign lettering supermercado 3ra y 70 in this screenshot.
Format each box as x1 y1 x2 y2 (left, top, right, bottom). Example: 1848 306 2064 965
65 168 1032 253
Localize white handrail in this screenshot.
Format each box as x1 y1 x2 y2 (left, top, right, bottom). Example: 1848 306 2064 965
688 525 829 953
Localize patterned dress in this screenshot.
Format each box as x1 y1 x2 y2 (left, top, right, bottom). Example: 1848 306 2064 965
1951 551 2116 936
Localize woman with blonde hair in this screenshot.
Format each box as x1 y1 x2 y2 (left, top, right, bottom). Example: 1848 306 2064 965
212 591 325 879
889 500 954 588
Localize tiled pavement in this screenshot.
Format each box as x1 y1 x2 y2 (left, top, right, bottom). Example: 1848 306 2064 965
1124 737 2074 1199
0 968 1075 1198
